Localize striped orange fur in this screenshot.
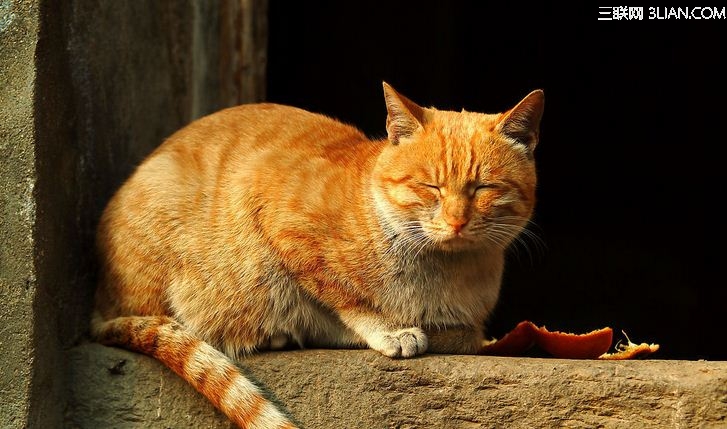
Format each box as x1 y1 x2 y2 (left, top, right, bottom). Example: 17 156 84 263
92 83 544 427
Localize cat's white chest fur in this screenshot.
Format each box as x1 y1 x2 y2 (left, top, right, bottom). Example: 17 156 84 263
378 250 504 328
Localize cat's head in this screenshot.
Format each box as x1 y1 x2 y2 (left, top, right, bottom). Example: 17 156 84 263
371 82 543 254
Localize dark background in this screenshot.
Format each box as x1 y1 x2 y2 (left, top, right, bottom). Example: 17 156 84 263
267 3 727 360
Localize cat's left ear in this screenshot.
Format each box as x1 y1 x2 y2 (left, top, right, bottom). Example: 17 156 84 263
383 82 428 145
496 89 544 153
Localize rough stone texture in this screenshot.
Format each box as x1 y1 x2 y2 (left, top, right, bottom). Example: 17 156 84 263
67 344 727 429
0 1 39 427
67 344 232 429
1 1 266 427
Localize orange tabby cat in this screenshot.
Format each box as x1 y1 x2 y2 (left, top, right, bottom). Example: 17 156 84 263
91 83 543 428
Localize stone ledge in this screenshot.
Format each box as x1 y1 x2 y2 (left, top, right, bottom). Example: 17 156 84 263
66 343 727 428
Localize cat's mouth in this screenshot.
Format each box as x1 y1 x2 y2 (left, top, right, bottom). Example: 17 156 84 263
437 234 476 251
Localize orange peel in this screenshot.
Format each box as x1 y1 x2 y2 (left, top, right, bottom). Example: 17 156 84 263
480 321 658 360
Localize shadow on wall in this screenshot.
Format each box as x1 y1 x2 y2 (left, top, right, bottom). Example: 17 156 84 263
33 0 227 362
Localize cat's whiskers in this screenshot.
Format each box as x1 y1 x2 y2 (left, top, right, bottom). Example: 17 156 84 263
388 233 420 257
381 219 433 259
516 227 546 257
405 241 430 261
495 217 547 260
483 229 512 247
482 231 513 252
466 217 545 264
488 227 525 262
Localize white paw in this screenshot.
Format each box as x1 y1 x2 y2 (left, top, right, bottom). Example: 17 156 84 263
371 327 428 358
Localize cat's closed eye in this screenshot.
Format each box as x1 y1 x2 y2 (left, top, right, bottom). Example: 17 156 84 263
420 183 441 194
474 183 498 193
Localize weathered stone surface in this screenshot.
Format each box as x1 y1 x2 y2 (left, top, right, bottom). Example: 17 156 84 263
67 343 727 428
0 1 39 427
66 344 232 429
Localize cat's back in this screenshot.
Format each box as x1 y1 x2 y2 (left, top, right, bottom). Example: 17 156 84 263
101 102 372 235
158 102 366 161
107 102 370 212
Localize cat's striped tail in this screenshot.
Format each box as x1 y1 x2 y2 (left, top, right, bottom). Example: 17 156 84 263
91 315 297 429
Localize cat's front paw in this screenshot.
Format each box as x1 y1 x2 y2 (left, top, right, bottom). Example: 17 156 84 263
370 327 428 358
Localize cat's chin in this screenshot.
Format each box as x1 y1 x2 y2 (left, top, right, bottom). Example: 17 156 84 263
436 236 480 252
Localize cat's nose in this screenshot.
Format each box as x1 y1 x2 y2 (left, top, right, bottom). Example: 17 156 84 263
448 219 468 235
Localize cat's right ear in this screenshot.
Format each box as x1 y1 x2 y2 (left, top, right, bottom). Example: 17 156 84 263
383 82 426 145
496 89 545 153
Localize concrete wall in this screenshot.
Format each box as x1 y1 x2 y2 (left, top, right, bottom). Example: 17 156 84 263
0 1 40 426
0 1 266 427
